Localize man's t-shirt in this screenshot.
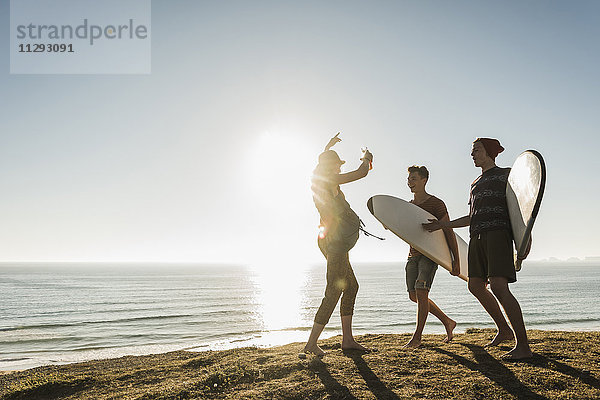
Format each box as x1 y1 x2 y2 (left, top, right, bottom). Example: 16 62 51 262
469 166 511 237
409 195 448 257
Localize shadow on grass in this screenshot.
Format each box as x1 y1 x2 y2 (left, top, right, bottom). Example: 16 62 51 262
308 358 358 400
3 378 94 400
343 350 401 400
430 344 548 400
520 353 600 390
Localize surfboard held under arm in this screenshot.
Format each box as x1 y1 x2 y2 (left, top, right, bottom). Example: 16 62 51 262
367 195 469 282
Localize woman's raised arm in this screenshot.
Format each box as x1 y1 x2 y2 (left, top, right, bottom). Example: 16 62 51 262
335 149 373 185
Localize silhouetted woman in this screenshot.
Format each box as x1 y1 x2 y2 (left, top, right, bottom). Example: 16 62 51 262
302 132 373 357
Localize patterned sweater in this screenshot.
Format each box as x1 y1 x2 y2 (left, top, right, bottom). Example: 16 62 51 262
469 166 512 237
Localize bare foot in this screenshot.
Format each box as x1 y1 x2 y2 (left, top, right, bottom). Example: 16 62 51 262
403 338 422 349
302 343 325 357
485 330 514 347
341 340 369 352
443 319 457 343
501 346 533 361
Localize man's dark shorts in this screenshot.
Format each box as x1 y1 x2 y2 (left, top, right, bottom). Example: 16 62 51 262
405 255 438 292
468 229 516 283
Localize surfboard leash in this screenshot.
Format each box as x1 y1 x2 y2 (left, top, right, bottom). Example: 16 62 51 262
359 219 385 241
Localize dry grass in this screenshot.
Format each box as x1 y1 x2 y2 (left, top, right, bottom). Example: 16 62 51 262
1 329 599 399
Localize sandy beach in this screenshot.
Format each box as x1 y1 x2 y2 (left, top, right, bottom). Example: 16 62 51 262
1 329 599 399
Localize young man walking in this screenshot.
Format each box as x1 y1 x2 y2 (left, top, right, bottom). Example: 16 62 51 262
403 165 459 348
424 138 532 360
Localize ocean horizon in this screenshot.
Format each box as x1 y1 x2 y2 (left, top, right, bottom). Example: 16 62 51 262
1 262 599 371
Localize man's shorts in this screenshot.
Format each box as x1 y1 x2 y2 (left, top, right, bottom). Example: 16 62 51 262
405 255 438 292
468 229 516 283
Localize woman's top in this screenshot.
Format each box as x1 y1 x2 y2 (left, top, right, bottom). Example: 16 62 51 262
312 172 360 253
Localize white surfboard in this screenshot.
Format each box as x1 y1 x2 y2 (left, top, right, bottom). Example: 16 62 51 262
367 195 469 282
506 150 546 271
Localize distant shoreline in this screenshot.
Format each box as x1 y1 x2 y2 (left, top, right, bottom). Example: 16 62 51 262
0 260 599 267
0 257 600 272
1 329 599 399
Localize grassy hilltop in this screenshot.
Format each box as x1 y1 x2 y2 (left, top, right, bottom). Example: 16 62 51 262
1 329 599 399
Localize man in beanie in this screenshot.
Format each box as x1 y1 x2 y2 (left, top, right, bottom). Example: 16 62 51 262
423 138 532 360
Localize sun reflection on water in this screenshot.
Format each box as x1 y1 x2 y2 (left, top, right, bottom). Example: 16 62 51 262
249 262 311 333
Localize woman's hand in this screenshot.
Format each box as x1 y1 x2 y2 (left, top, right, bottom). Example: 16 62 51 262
324 132 341 151
361 149 373 163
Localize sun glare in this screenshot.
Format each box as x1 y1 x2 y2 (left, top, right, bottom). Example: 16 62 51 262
244 130 317 280
248 131 314 205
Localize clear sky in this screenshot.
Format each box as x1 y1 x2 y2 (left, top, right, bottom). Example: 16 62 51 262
1 0 599 265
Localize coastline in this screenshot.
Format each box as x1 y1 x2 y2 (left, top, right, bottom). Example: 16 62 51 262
1 329 599 399
3 262 599 376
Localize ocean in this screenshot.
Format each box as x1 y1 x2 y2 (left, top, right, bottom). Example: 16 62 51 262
1 262 599 371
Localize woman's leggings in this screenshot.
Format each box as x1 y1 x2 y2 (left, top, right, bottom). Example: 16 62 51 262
313 249 359 325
